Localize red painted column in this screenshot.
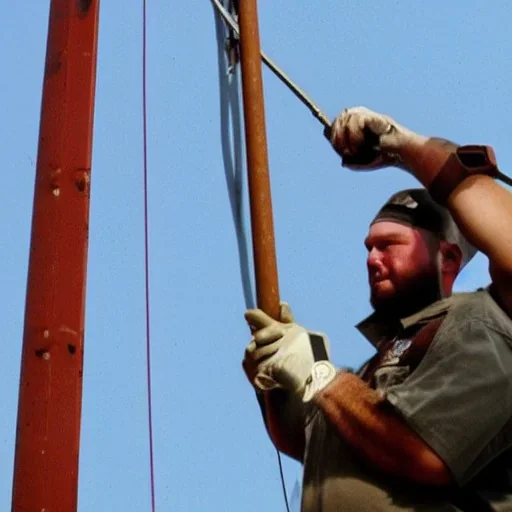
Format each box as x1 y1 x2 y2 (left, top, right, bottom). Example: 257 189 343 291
12 1 100 510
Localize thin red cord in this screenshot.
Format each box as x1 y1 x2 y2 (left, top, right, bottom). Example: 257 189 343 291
142 0 157 510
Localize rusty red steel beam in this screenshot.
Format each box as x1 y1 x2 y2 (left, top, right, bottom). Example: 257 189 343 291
11 1 100 511
237 0 281 320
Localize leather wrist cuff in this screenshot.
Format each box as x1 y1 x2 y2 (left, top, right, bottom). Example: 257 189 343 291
428 145 498 205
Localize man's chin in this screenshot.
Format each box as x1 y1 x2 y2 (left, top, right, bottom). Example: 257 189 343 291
370 295 414 318
370 295 395 312
370 284 413 315
370 286 440 317
370 285 396 307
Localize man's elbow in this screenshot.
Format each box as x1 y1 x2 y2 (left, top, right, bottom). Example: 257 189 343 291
263 395 304 461
417 449 453 486
267 420 304 462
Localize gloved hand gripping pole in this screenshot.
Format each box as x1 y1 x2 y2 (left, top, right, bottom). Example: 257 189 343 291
212 0 512 187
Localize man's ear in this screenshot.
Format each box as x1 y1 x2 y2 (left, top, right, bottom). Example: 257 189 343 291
439 241 463 274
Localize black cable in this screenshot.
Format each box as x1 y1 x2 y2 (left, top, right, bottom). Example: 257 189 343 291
213 3 291 512
214 2 255 310
277 446 292 512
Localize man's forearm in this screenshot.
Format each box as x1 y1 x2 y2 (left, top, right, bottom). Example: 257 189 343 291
448 176 512 275
399 136 512 276
263 390 305 462
398 136 458 187
314 372 452 486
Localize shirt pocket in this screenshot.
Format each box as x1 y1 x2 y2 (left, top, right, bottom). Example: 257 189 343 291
374 365 410 396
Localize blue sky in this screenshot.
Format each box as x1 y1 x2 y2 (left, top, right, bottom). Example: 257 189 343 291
2 2 512 511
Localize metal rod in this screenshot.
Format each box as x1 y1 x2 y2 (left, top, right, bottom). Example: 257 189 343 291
211 0 331 129
237 0 280 319
11 1 100 511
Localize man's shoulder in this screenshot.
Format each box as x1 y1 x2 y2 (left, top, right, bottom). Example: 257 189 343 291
403 288 512 337
439 288 512 340
449 288 510 321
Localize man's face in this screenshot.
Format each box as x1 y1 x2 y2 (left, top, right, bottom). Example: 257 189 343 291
364 221 439 315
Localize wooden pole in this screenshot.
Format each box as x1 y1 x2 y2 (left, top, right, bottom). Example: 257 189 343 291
237 0 280 319
11 1 100 510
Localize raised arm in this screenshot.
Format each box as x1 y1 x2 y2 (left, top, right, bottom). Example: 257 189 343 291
330 107 512 314
401 138 512 271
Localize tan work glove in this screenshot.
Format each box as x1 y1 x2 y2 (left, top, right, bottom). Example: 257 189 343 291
242 302 295 388
243 303 335 401
330 106 424 170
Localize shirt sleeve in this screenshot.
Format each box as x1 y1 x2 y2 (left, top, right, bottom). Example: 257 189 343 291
386 317 512 485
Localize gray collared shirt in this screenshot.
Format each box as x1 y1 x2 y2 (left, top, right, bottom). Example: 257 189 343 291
301 288 512 511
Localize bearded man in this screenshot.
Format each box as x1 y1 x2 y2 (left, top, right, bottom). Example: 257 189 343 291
243 107 512 511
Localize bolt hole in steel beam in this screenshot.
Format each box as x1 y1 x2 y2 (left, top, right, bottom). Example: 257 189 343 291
34 349 50 360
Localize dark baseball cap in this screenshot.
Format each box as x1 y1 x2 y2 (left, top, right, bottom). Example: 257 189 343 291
371 188 477 269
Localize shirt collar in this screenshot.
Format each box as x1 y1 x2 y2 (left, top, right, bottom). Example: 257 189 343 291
356 295 459 348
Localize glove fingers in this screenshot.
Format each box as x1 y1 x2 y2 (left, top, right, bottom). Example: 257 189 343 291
244 308 275 330
331 108 366 156
254 372 280 391
244 339 281 363
254 325 283 345
329 111 347 155
342 156 383 171
279 301 295 323
345 113 366 155
253 340 281 361
331 107 397 169
366 115 390 138
242 355 256 381
243 339 281 388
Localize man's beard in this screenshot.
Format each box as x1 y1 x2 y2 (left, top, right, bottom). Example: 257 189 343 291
370 268 441 319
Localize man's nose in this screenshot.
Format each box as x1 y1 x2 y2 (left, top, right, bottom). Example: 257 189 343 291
367 248 384 272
